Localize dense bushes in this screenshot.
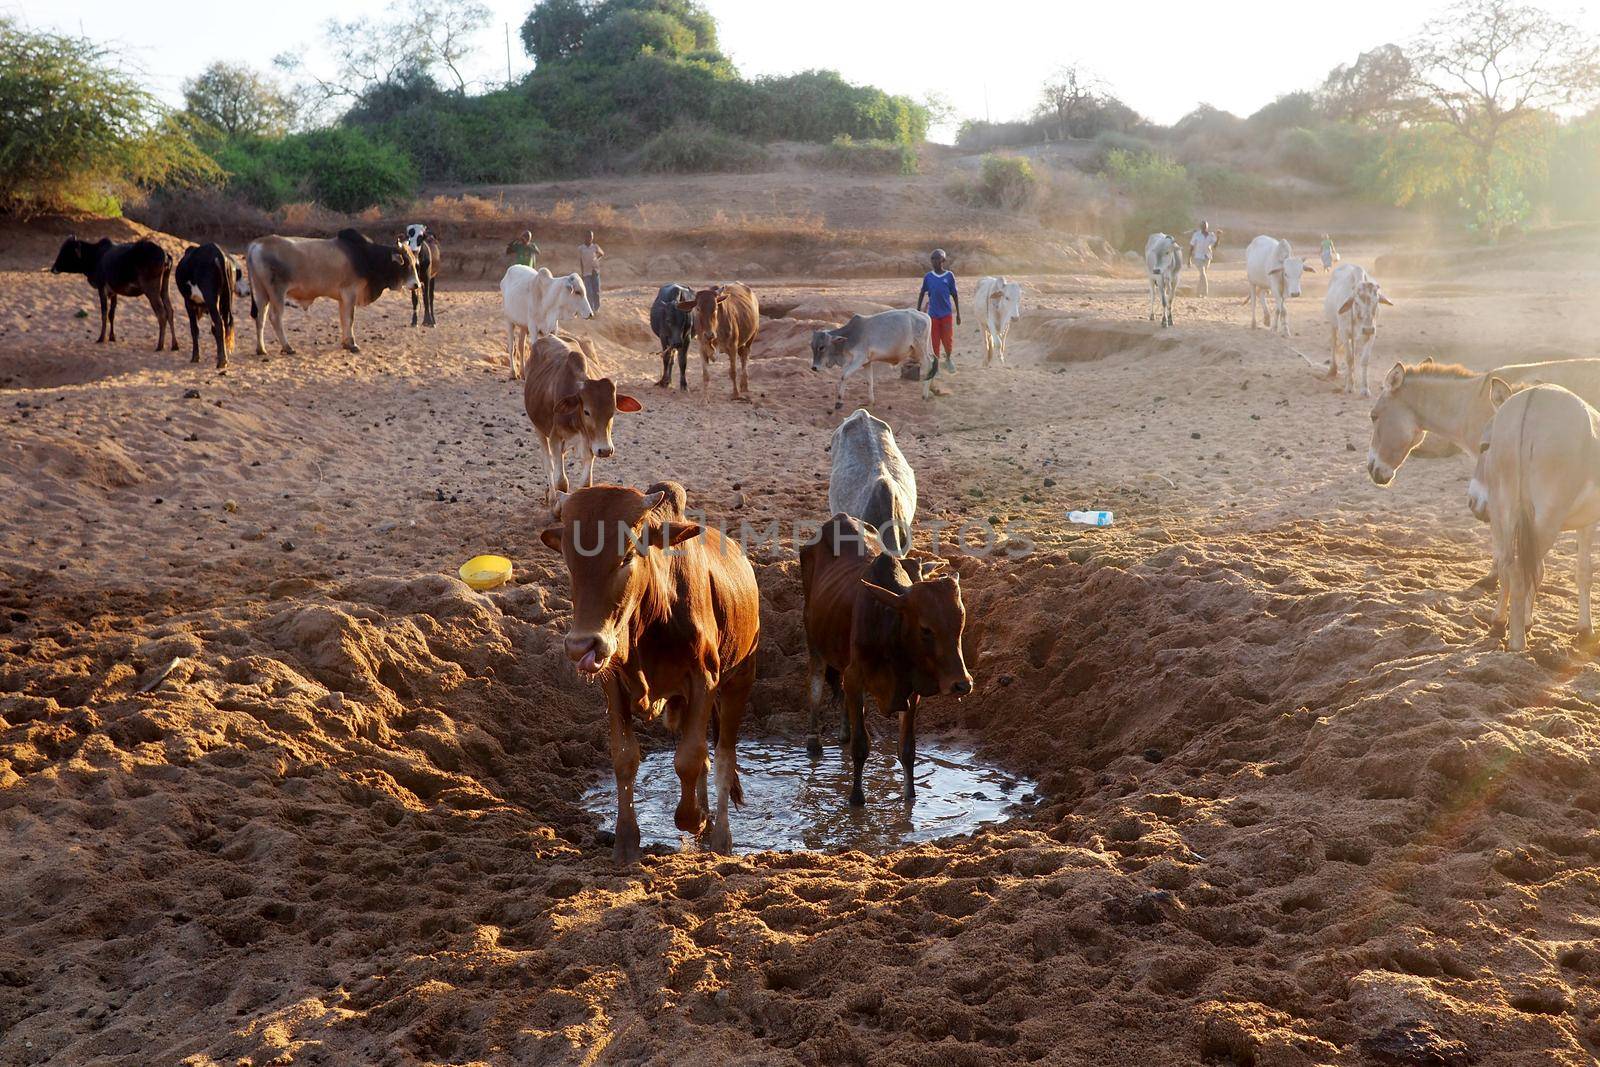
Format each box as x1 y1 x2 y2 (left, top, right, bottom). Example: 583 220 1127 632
216 128 416 213
819 136 917 175
949 155 1038 210
632 123 767 173
1102 149 1195 248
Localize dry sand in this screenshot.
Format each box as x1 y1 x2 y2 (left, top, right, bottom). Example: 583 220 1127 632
4 216 1600 1066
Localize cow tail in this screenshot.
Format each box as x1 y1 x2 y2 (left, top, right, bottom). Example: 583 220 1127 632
1510 402 1540 612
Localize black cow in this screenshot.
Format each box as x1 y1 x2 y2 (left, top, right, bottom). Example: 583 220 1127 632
50 236 178 351
403 224 440 328
650 283 695 390
175 243 239 369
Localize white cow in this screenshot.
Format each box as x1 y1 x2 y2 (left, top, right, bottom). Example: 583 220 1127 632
810 308 934 409
1244 235 1315 336
1144 233 1183 328
974 275 1022 366
1323 263 1394 397
500 265 594 379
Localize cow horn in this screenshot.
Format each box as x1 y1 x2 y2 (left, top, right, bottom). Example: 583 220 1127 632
641 490 666 510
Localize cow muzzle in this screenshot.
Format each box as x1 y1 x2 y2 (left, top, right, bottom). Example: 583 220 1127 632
1467 478 1490 522
564 632 614 675
944 674 973 698
595 445 614 459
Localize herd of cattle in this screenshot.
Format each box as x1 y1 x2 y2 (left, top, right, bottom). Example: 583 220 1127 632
42 224 1600 855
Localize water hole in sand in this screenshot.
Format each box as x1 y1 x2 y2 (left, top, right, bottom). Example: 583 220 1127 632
581 734 1037 854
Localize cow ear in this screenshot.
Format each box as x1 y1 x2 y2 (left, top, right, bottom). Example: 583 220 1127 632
1338 297 1355 315
917 557 947 580
1419 356 1434 366
640 490 666 511
675 298 695 310
540 527 564 552
859 580 903 607
640 520 702 549
1488 377 1515 408
831 334 848 346
1384 362 1406 393
615 394 642 413
1378 293 1395 306
1268 267 1283 276
715 289 729 303
556 395 583 416
392 251 405 264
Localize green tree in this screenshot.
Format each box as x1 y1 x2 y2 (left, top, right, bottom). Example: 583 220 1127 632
591 0 715 50
1403 0 1600 238
584 8 695 63
0 19 217 216
183 62 295 138
520 0 590 65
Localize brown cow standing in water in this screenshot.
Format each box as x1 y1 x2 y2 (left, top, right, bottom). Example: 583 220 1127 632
541 482 760 862
677 282 759 400
800 513 972 806
50 236 178 352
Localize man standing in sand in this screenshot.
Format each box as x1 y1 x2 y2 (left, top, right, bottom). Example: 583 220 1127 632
506 230 539 269
1189 221 1219 297
917 248 960 377
579 231 605 314
1320 234 1338 270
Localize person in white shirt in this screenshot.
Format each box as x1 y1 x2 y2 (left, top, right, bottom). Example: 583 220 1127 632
1189 222 1219 297
578 231 605 314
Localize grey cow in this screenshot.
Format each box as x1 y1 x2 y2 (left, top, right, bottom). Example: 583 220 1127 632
828 408 917 558
811 308 934 410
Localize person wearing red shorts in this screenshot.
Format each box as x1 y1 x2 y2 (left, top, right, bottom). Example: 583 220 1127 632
917 248 961 378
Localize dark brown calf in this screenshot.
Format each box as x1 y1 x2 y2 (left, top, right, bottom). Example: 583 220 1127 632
51 236 178 352
541 482 761 862
800 513 972 805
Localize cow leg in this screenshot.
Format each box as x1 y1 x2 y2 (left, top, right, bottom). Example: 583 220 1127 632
657 347 672 388
835 365 849 411
898 695 919 805
268 299 293 356
866 360 876 407
583 444 597 489
94 288 109 343
339 295 359 353
208 306 228 370
603 674 643 863
843 673 869 807
705 660 753 855
107 292 118 342
163 275 178 351
144 286 168 351
427 279 436 326
805 653 828 758
185 299 201 363
540 437 562 504
1358 339 1374 398
1250 290 1258 330
673 681 712 839
411 287 420 327
1579 526 1595 639
677 343 688 391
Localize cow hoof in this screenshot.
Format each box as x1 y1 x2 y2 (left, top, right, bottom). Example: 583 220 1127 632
344 343 360 354
281 345 296 356
702 824 733 855
1579 627 1596 645
190 354 199 363
806 735 824 759
655 377 670 388
678 382 688 392
848 788 866 808
833 401 844 411
612 839 642 864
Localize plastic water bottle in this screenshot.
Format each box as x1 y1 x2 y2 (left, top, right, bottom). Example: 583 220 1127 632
1068 510 1114 527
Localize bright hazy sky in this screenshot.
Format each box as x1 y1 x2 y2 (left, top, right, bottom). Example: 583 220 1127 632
16 0 1600 139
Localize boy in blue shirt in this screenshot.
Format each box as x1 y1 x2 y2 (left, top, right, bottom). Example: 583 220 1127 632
917 248 961 376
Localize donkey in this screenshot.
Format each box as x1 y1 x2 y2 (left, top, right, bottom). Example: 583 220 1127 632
1366 357 1600 491
1478 382 1600 651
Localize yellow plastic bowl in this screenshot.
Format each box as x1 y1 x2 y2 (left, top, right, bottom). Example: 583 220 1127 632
459 554 513 591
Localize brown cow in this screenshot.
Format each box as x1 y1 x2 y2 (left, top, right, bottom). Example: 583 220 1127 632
246 228 419 355
523 334 642 504
676 282 759 401
50 236 178 352
800 513 972 806
541 482 761 861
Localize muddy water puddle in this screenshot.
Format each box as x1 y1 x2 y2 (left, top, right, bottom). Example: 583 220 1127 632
582 735 1036 854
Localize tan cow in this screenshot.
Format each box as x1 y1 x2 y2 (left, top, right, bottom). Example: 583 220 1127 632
246 228 419 355
523 334 642 504
678 283 759 400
